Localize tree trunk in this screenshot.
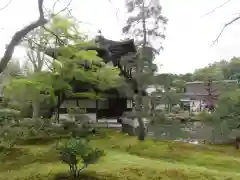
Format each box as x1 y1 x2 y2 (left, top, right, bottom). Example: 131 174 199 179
32 101 40 120
135 0 147 141
168 103 172 112
141 1 147 47
235 137 240 149
137 120 145 140
136 94 145 141
136 48 145 141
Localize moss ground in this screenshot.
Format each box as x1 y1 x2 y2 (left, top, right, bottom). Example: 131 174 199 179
1 130 240 180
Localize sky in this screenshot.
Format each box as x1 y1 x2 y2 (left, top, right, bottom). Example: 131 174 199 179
0 0 240 74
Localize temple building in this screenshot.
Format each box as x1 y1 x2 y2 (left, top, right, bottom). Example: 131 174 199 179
44 35 144 123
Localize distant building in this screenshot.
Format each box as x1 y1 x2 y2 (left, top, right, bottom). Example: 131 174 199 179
182 80 239 111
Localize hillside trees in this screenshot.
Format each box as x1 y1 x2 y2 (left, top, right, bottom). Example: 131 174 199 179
213 89 240 135
174 57 240 82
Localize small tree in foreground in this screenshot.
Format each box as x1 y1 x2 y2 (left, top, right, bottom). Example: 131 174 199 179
57 138 104 180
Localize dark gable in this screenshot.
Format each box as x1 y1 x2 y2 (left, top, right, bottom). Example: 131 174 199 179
44 36 136 68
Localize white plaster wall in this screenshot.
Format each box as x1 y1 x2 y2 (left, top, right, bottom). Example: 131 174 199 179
59 113 96 122
190 100 201 112
61 100 109 109
127 100 133 108
84 113 97 122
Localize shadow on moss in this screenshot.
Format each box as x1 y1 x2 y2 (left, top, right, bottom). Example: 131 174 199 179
52 166 232 180
54 173 102 180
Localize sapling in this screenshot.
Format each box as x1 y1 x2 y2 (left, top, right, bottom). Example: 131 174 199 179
57 138 104 180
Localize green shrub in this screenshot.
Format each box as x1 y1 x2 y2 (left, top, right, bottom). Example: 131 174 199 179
171 106 181 113
19 104 32 118
0 108 20 125
57 138 104 180
194 112 218 122
6 101 22 110
150 112 168 124
0 126 28 150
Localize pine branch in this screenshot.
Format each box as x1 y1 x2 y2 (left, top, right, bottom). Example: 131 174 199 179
0 0 48 73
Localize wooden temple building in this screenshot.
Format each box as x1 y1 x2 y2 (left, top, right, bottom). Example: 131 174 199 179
44 35 144 123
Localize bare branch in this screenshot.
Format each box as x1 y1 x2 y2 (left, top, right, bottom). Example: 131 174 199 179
202 0 232 17
0 0 48 73
52 0 61 11
108 0 120 21
0 0 14 11
52 0 72 17
42 26 67 45
66 9 96 27
211 15 240 46
43 0 72 22
44 58 54 71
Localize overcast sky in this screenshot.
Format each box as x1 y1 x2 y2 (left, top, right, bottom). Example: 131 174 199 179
0 0 240 74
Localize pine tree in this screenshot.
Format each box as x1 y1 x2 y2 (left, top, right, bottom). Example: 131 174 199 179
123 0 168 54
123 0 167 141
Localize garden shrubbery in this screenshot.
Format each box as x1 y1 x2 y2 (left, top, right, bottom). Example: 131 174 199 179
0 108 20 125
150 111 168 124
192 111 219 122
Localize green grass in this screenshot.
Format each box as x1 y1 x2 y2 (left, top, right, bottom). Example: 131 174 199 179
1 130 240 180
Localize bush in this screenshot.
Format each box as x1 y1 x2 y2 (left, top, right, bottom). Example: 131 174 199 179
5 101 21 110
0 108 20 125
19 104 32 118
171 106 181 113
194 112 218 122
150 112 168 124
0 126 28 150
57 138 104 180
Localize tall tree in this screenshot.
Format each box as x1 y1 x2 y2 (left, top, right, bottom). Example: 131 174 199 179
123 0 168 54
123 0 167 141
